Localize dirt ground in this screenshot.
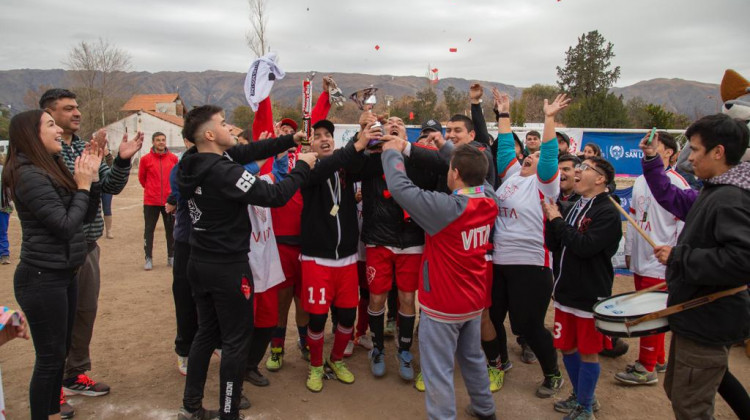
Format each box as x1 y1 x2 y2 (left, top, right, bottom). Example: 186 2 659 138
0 179 747 420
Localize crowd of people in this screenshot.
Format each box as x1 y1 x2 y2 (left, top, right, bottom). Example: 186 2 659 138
1 79 748 420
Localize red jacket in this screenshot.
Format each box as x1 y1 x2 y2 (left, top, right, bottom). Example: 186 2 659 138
139 148 178 206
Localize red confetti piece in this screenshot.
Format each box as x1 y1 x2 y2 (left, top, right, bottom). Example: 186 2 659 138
375 45 380 50
468 38 472 42
431 68 438 73
409 111 414 120
449 48 457 52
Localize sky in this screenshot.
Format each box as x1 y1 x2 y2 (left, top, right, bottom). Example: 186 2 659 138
1 0 749 88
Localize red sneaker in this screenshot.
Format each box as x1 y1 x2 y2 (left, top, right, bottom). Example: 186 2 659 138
63 374 110 397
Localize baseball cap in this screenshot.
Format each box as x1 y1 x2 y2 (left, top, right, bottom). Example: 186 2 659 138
420 119 442 135
312 119 335 136
279 118 298 131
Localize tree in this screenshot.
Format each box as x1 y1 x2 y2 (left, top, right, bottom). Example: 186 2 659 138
64 38 132 137
246 0 269 57
443 86 468 116
389 96 416 122
412 87 438 123
556 30 621 99
563 92 629 128
510 99 526 127
627 98 693 129
519 84 559 123
0 104 10 139
230 105 255 131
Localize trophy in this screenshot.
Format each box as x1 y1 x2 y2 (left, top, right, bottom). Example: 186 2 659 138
301 72 316 152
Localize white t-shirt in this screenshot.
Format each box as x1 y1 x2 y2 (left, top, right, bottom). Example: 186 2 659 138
492 166 560 267
244 52 285 111
247 174 285 293
624 168 689 279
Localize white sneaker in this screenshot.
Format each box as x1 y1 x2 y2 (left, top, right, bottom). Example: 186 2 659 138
177 356 188 376
344 340 355 357
355 335 374 350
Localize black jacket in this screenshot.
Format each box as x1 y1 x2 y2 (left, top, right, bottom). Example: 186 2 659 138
13 154 100 270
359 151 437 248
177 135 309 263
546 192 622 312
408 141 496 193
300 142 365 259
665 163 750 346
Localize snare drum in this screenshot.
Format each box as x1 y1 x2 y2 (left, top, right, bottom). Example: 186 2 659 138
593 291 669 337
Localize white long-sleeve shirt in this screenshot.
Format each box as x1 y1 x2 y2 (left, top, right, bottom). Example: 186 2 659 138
624 167 689 278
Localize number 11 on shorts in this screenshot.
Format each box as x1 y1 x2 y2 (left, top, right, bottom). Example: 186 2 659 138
308 287 327 305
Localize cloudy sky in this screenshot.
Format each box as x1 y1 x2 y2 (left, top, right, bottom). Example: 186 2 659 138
1 0 749 87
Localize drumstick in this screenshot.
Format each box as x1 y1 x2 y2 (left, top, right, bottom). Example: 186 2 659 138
608 196 658 249
618 281 667 302
625 284 748 328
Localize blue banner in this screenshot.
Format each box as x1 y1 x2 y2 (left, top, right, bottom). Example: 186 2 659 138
581 132 644 176
612 186 633 221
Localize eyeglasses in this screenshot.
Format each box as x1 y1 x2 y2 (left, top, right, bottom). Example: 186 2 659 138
576 163 605 176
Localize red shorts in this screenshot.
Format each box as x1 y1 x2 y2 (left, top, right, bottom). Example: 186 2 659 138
553 308 611 354
276 244 302 295
253 286 279 328
301 260 358 314
365 246 421 295
484 257 493 309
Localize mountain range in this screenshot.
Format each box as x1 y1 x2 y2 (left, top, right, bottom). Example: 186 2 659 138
0 69 721 120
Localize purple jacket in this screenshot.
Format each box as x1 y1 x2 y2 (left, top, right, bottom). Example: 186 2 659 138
642 156 698 221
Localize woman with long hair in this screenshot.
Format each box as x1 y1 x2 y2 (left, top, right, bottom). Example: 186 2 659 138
2 109 101 420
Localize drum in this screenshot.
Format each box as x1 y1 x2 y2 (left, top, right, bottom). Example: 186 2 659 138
593 291 669 337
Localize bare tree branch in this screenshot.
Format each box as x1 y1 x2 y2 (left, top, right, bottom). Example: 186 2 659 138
246 0 269 57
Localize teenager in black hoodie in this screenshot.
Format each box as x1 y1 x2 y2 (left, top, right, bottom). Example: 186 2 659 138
542 156 622 420
176 105 316 420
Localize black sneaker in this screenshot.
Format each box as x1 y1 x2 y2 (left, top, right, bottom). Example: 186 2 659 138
239 394 251 410
465 404 497 420
563 404 596 420
177 407 220 420
536 373 564 398
554 392 601 413
599 337 629 358
244 368 270 387
62 374 110 397
520 342 538 364
60 389 75 419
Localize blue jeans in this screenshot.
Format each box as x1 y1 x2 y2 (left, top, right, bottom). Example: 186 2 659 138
100 193 113 216
14 262 78 420
0 211 9 256
419 314 495 420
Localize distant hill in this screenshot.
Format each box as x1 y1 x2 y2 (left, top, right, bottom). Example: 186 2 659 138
611 78 721 119
0 69 718 120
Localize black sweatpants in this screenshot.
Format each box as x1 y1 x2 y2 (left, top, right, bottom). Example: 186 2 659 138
183 259 254 420
143 205 174 259
172 240 197 357
489 264 558 376
14 262 78 420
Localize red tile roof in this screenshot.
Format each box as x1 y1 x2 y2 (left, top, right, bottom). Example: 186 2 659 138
143 110 184 127
121 94 180 112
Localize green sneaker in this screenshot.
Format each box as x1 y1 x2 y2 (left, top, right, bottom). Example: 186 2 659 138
488 366 504 393
536 372 564 398
414 371 425 392
265 347 283 372
614 361 658 385
306 365 324 392
554 392 601 413
326 357 355 384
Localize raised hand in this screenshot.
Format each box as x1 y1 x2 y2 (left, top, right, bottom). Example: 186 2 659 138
259 131 273 140
469 83 483 104
428 131 448 149
118 132 145 160
639 132 660 158
380 135 407 153
296 152 318 169
492 88 510 114
543 94 572 118
91 129 108 150
359 110 377 129
293 131 308 145
73 155 96 190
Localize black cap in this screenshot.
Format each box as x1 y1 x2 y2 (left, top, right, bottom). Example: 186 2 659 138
420 119 442 135
312 119 335 136
556 131 570 146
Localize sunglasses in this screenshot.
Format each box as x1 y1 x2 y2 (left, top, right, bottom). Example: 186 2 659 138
577 163 605 177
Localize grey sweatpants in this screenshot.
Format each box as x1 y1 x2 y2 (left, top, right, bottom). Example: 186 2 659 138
419 314 495 420
65 243 101 378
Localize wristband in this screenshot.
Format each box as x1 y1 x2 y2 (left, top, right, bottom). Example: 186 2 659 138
497 112 510 119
